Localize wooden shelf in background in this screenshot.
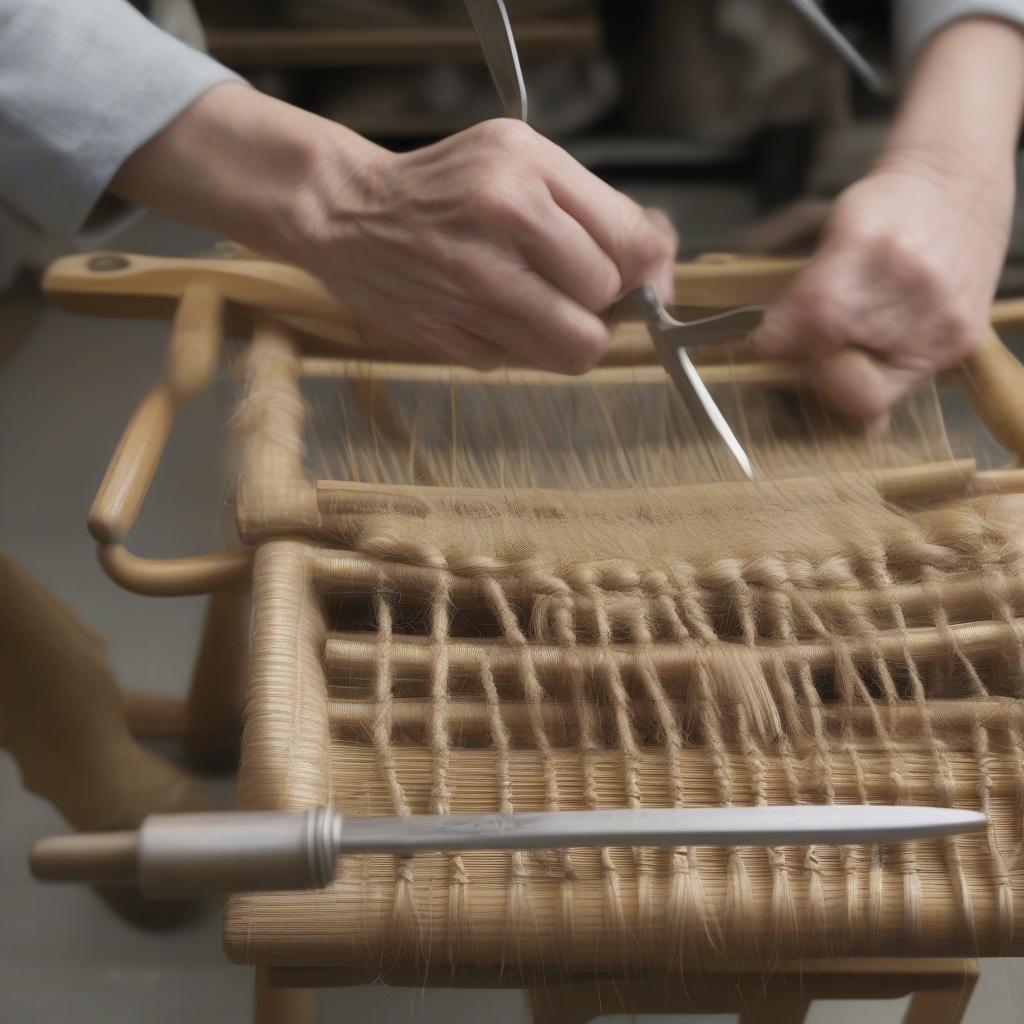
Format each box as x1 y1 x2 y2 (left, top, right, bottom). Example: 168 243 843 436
205 18 601 67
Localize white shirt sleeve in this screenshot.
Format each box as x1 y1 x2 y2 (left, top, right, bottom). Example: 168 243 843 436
0 0 241 240
895 0 1024 67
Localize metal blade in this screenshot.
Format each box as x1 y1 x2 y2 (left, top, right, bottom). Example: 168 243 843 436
464 0 528 121
612 286 755 478
651 330 754 479
661 305 765 349
785 0 890 95
337 806 985 854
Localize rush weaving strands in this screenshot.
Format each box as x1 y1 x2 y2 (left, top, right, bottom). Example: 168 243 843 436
223 315 1024 973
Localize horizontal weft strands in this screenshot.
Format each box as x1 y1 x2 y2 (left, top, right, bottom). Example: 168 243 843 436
226 325 1024 974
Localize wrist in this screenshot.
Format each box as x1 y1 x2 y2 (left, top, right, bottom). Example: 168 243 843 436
277 117 390 267
882 18 1024 191
872 139 1015 200
111 82 384 261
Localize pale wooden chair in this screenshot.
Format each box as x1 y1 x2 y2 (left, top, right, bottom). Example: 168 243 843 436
32 250 1024 1019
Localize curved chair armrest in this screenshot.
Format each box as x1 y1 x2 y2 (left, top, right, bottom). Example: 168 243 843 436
97 544 252 597
86 282 252 594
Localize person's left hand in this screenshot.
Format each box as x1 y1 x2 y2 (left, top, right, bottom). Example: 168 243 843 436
751 155 1014 416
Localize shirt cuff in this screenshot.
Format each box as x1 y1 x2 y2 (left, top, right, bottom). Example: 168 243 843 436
895 0 1024 68
0 0 242 240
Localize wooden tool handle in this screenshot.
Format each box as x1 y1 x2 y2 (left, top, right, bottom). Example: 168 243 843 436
30 810 335 897
30 831 139 886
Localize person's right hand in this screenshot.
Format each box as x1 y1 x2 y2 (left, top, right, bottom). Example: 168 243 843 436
113 85 676 374
300 118 677 372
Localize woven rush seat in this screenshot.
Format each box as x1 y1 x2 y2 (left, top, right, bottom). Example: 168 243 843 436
225 525 1024 970
223 314 1024 972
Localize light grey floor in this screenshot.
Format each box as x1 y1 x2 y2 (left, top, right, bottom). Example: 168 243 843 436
2 214 1024 1023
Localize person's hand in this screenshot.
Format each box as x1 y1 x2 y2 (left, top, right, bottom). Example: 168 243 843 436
752 155 1013 416
112 85 676 374
750 14 1024 419
300 118 676 372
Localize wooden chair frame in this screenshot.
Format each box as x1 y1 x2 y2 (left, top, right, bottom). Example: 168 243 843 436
38 249 1024 1022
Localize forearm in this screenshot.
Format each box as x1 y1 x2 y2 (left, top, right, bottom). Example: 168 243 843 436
880 17 1024 189
109 82 383 263
0 0 238 239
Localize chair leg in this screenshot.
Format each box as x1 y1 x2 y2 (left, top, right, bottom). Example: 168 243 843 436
254 968 313 1024
184 586 248 771
902 984 976 1024
738 994 811 1024
527 981 810 1024
0 550 212 925
526 984 603 1024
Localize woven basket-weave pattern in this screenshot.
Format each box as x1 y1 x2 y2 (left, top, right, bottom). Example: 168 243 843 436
225 518 1024 969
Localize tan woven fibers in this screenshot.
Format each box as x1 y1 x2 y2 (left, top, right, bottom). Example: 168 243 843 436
225 320 1024 972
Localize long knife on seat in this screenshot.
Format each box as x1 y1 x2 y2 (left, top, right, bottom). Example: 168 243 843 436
31 804 986 897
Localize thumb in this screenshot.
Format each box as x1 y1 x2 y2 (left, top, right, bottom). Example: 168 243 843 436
808 347 916 418
751 297 810 359
641 207 678 303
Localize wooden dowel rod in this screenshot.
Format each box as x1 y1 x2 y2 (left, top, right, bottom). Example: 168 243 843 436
30 831 139 885
990 297 1024 329
87 389 175 544
87 284 224 545
206 19 601 67
42 249 1024 336
974 467 1024 492
315 459 979 520
327 695 1024 737
324 616 1024 679
299 355 804 388
310 548 1024 624
165 283 224 401
98 543 252 597
962 328 1024 460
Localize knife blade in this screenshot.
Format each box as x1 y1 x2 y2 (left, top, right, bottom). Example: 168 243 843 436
616 285 757 478
463 0 528 121
338 804 987 854
31 804 987 897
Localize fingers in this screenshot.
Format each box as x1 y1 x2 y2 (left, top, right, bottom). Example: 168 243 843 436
751 257 849 361
322 119 669 375
543 145 678 297
429 325 507 372
753 271 933 417
478 259 610 374
512 199 623 312
748 163 1008 417
806 347 918 418
642 208 678 302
